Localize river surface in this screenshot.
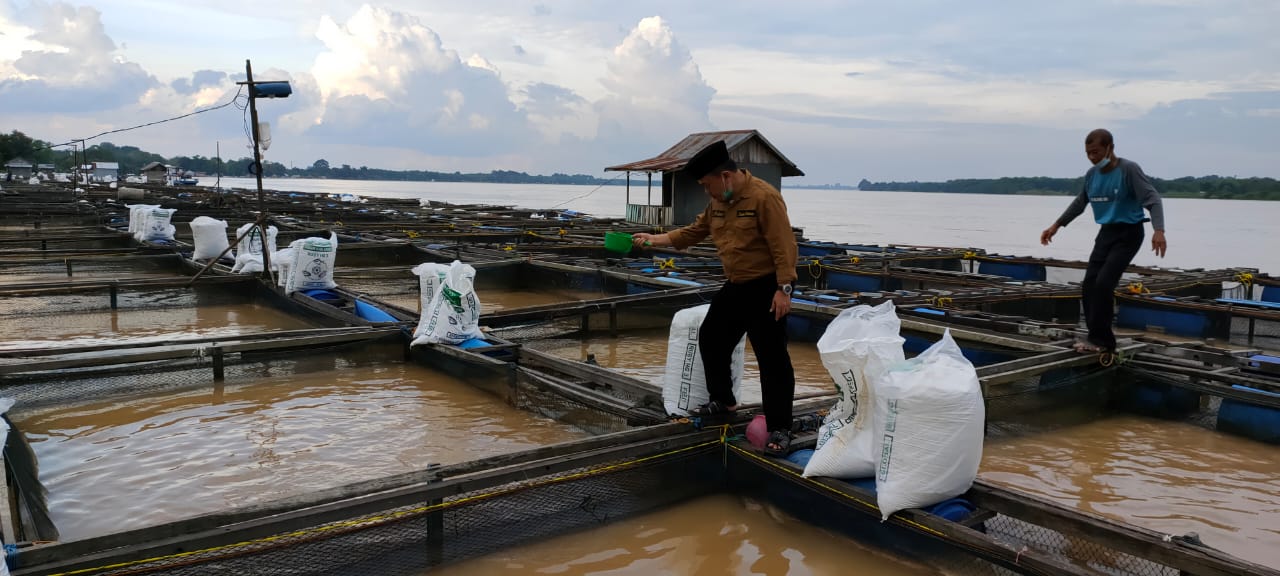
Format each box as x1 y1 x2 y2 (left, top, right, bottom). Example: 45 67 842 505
214 177 1280 275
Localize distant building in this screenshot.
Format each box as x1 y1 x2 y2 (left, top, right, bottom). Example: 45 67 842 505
140 161 168 184
91 162 120 182
4 157 34 179
605 130 804 226
36 163 55 177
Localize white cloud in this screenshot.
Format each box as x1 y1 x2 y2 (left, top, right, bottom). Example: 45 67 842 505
593 16 715 157
0 1 156 111
299 4 536 157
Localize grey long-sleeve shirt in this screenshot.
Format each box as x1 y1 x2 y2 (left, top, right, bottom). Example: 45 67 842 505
1055 158 1165 231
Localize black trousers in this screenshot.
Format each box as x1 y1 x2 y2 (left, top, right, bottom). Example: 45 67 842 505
699 274 795 432
1082 223 1145 350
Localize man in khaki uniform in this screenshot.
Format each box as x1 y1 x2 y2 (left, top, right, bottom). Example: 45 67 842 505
634 140 799 456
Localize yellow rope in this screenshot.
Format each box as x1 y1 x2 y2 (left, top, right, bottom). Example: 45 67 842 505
962 251 977 260
849 256 861 264
659 258 676 270
1235 272 1254 289
808 259 823 279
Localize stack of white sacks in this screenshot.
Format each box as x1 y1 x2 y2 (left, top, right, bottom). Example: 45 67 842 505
186 217 283 274
273 232 339 294
803 301 985 520
230 223 280 274
408 261 484 346
127 204 176 243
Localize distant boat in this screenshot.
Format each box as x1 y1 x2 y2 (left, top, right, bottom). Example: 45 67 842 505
174 170 199 186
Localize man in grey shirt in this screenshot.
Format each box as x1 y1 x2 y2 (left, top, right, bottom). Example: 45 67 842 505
1041 129 1168 353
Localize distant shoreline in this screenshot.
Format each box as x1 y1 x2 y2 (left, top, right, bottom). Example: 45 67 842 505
852 176 1280 201
215 175 1278 201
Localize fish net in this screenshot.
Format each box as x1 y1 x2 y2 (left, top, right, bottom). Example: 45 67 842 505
34 434 725 576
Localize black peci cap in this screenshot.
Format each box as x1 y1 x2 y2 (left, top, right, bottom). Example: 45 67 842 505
683 140 731 180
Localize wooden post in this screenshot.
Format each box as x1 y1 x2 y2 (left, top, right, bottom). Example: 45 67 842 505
425 463 444 566
109 282 118 310
1248 317 1256 344
65 258 73 277
257 223 273 285
609 302 618 337
211 346 225 382
245 60 266 215
506 362 519 406
580 312 590 335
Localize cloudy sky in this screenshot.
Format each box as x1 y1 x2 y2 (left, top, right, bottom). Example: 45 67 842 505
1 0 1277 184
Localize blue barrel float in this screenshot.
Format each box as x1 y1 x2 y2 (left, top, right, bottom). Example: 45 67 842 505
1115 296 1231 339
1217 358 1280 444
1262 285 1280 303
354 299 398 323
976 260 1047 281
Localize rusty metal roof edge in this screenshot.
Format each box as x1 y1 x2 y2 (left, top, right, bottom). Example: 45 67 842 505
605 129 803 176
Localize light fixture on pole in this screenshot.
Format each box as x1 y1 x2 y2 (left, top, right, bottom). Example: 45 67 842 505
234 59 292 283
235 59 291 214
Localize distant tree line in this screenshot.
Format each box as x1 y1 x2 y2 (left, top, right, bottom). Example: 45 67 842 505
856 175 1280 201
0 130 615 185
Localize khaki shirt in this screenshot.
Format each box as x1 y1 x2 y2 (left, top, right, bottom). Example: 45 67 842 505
667 170 798 284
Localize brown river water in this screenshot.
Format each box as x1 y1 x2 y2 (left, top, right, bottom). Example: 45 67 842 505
981 415 1280 567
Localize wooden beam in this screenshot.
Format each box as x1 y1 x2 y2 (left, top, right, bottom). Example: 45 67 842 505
0 326 385 358
516 367 641 418
980 343 1148 387
1126 359 1280 394
0 329 401 375
518 348 661 406
1125 367 1280 408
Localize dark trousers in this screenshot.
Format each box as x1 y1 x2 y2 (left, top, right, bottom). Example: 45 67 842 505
1081 223 1145 350
699 274 795 432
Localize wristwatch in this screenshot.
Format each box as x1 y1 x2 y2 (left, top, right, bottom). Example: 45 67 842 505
778 284 793 296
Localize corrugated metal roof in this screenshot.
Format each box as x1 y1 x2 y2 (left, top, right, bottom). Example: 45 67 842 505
605 129 803 176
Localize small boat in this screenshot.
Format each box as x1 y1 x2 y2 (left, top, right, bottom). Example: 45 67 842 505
173 170 200 186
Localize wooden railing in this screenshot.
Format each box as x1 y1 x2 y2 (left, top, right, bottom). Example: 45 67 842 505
625 204 673 226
